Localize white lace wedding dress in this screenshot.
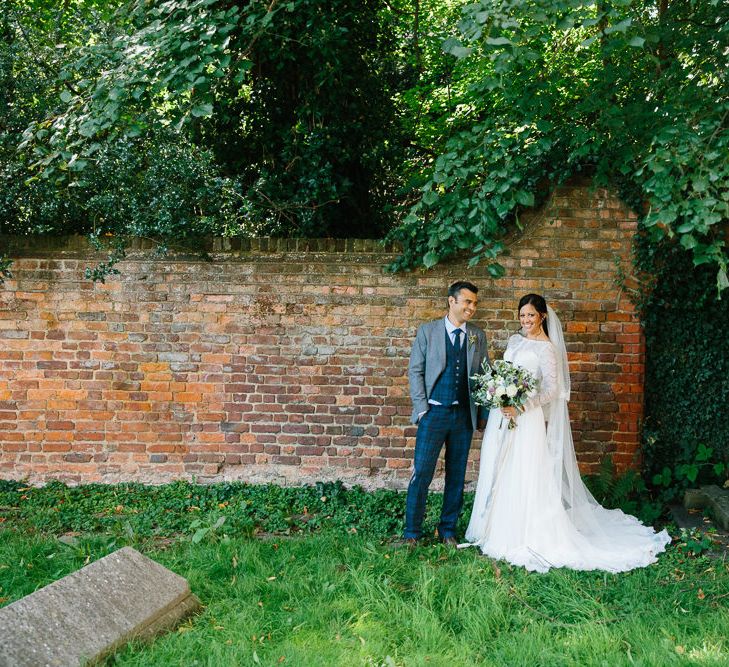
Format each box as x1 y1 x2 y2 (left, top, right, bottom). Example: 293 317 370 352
462 326 671 573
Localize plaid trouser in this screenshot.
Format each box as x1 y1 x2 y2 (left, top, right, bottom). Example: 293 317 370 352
403 404 473 539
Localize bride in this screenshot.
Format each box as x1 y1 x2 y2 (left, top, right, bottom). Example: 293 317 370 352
461 294 671 573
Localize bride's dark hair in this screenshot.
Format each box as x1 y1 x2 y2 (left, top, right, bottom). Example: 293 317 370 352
518 293 549 338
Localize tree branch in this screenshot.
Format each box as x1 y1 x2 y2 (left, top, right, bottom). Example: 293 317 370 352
8 6 80 95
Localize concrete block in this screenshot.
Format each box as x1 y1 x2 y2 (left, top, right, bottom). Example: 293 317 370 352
683 487 708 510
683 484 729 531
703 485 729 531
0 546 200 667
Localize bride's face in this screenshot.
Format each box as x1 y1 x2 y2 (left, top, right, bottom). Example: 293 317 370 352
519 303 544 337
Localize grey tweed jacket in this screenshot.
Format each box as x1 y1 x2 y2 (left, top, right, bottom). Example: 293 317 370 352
408 318 490 430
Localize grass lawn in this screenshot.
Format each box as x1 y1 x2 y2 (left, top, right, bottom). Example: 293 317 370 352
1 481 728 665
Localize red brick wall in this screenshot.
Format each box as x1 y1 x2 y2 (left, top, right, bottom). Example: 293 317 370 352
0 183 643 487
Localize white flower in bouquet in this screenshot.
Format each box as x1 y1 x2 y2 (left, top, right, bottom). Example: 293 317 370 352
471 359 538 429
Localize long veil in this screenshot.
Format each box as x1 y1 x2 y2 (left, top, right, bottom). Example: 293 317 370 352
544 306 603 525
544 307 650 539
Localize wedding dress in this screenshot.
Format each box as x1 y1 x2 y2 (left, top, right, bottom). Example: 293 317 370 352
462 307 670 573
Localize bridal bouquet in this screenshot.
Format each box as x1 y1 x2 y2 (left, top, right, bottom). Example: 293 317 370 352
471 359 537 429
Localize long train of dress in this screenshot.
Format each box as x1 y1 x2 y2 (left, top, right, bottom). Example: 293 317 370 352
462 335 670 573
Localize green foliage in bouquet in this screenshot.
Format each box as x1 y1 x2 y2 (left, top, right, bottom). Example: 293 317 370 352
471 358 537 429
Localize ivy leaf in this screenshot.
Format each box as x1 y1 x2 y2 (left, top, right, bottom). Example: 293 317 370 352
78 120 98 137
515 190 534 207
717 268 729 293
657 209 677 225
191 103 213 117
696 443 713 462
108 87 124 101
487 263 505 278
628 36 645 48
422 190 438 206
126 124 144 138
68 158 88 172
556 17 575 30
442 37 471 58
605 18 632 34
423 251 439 268
486 37 514 47
693 177 708 193
652 467 672 486
579 35 597 49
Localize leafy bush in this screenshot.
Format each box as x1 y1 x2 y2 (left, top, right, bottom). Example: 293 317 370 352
583 456 662 525
1 132 243 240
1 0 404 249
635 237 729 503
387 0 728 288
5 0 726 291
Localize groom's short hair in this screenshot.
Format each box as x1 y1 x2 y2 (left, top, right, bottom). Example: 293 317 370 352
448 281 479 302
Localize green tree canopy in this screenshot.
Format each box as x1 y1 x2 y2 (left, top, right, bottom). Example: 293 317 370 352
2 0 406 251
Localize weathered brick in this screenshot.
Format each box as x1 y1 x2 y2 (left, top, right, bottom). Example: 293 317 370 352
64 452 93 463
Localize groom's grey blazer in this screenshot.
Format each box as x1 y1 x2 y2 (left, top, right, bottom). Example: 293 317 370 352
408 319 490 431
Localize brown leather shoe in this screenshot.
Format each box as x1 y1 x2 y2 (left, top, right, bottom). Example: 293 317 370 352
402 537 419 548
441 536 458 547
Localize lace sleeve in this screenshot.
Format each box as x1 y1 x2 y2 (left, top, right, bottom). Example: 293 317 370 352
521 343 558 413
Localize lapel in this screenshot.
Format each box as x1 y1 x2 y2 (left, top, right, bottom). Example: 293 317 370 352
466 324 476 374
432 319 446 372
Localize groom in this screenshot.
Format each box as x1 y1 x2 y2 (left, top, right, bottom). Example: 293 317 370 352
403 280 489 546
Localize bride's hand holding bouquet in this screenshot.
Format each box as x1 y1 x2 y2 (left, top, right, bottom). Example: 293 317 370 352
471 359 537 429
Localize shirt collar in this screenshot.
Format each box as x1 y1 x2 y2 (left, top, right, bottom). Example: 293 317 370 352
444 316 465 335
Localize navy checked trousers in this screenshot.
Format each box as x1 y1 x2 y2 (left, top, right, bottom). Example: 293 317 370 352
403 404 473 540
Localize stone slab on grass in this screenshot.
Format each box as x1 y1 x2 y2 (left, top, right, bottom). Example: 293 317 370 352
683 484 729 531
0 546 200 667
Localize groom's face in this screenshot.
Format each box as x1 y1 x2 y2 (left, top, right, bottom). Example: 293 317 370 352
448 288 478 325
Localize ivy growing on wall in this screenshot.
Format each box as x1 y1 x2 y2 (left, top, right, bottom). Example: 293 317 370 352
635 234 729 503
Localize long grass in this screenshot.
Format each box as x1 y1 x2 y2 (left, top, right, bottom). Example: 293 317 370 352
2 527 728 666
